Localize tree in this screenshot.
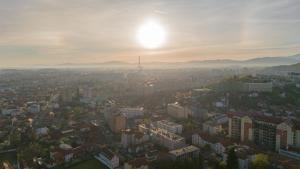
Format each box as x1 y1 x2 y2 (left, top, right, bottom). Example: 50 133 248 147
250 154 270 169
197 154 204 169
226 147 238 169
9 130 21 147
214 161 226 169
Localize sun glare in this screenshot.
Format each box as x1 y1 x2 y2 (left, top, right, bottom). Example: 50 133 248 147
137 19 166 49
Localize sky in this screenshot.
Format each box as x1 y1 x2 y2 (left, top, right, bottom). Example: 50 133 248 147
0 0 300 66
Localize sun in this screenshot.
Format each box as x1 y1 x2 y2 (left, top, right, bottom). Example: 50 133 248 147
137 19 166 49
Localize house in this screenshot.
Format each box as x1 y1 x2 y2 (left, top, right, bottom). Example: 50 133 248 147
124 157 148 169
94 147 119 169
50 144 75 163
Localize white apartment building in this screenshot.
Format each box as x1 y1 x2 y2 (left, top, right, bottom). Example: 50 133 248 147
120 107 144 119
157 120 183 134
150 128 185 150
138 124 186 150
121 129 150 148
94 147 119 169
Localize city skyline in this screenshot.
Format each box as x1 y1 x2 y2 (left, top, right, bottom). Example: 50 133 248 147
1 0 300 66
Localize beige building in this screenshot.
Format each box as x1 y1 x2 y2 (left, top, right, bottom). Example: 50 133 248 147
109 114 126 133
167 102 192 119
228 113 300 151
202 120 223 135
169 145 200 160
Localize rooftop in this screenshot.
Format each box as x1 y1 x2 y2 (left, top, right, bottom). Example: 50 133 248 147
169 145 199 157
157 120 182 127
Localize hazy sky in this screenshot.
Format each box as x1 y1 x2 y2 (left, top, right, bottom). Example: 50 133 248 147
1 0 300 66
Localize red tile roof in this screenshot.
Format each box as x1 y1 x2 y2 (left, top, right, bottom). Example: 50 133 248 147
128 157 148 168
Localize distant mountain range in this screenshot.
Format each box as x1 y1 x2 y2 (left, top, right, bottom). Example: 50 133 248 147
263 62 300 74
180 53 300 67
59 53 300 68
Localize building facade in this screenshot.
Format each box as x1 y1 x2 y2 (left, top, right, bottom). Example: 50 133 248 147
157 120 183 134
228 113 300 151
169 145 200 160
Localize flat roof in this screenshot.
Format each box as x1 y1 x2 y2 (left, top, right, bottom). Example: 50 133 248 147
169 145 199 156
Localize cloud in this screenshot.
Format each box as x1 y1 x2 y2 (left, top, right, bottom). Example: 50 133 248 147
0 0 299 66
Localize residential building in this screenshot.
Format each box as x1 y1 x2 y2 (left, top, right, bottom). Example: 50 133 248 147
121 129 149 148
27 102 40 113
157 120 183 134
169 145 200 160
278 147 300 160
94 147 119 169
228 113 300 151
151 128 186 150
243 82 273 92
108 114 126 133
124 157 148 169
120 107 144 119
202 121 223 135
192 132 232 156
167 102 191 119
138 124 186 150
223 146 256 169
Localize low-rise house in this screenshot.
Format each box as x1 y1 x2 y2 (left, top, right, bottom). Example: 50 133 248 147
50 144 75 163
94 147 119 169
124 157 148 169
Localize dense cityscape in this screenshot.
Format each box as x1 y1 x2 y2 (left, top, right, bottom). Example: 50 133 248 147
0 62 300 169
1 0 300 169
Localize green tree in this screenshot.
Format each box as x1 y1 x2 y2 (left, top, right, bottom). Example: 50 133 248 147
250 154 270 169
9 130 21 147
226 147 238 169
197 154 204 169
214 161 226 169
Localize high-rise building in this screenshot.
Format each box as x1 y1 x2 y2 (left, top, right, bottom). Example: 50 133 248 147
228 113 300 151
109 114 126 133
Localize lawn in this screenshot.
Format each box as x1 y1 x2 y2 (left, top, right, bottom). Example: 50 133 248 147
67 159 108 169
